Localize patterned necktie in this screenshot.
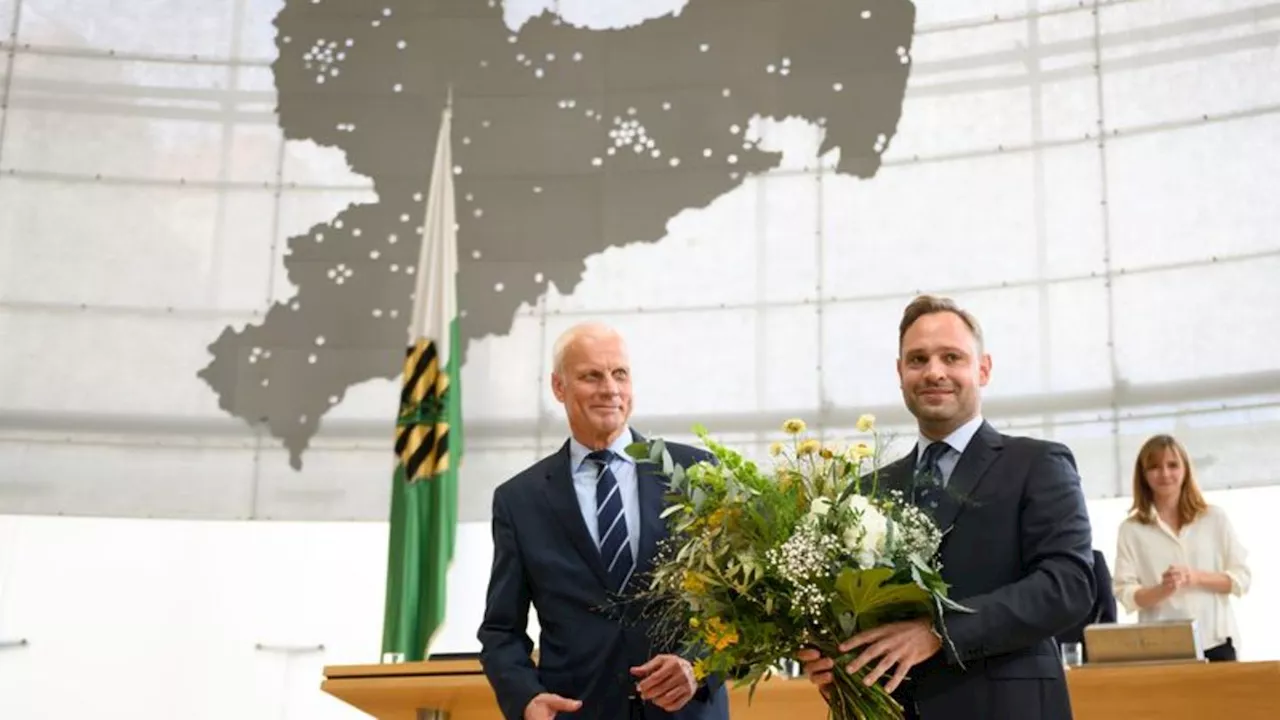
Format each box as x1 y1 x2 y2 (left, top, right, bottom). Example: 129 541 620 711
588 449 635 592
914 441 950 513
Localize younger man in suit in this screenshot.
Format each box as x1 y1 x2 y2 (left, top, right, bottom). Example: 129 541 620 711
798 295 1096 720
478 322 729 720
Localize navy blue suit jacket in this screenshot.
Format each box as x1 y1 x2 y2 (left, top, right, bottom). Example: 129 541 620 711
879 421 1096 720
478 430 730 720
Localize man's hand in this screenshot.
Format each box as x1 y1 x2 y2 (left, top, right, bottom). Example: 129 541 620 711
631 654 697 712
796 647 834 698
523 693 582 719
843 618 942 694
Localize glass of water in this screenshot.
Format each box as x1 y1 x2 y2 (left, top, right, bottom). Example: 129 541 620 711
1060 642 1083 668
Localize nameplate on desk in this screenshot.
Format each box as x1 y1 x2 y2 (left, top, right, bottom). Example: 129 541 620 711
1083 620 1204 666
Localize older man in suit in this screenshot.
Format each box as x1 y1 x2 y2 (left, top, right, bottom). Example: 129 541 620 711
799 295 1096 720
478 322 729 720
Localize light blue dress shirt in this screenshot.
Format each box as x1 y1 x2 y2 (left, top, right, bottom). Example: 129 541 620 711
914 414 985 486
569 429 641 560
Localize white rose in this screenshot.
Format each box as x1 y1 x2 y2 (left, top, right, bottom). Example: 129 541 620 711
841 497 889 567
809 497 832 517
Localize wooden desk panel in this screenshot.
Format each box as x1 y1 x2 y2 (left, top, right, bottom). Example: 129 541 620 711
1066 661 1280 720
323 659 1280 719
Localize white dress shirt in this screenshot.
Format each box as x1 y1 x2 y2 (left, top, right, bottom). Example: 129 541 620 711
1112 505 1251 650
914 414 985 486
568 430 641 561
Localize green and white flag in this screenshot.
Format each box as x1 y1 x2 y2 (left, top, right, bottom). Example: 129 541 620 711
381 98 462 662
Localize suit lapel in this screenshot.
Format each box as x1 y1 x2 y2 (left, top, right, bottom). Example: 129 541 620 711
635 452 667 576
542 441 609 587
933 421 1003 532
874 456 915 498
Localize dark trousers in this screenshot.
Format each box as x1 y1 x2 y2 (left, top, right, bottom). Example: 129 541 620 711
1205 637 1237 662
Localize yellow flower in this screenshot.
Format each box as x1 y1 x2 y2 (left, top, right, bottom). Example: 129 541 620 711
706 508 727 528
782 418 807 435
692 658 709 681
682 571 708 595
851 442 874 459
856 414 876 432
689 617 701 628
703 617 740 651
819 447 834 460
768 441 783 456
797 439 820 456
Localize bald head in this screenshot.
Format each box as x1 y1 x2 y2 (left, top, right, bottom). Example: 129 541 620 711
550 322 633 449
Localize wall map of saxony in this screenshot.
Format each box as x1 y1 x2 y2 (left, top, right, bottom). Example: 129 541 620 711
197 0 916 468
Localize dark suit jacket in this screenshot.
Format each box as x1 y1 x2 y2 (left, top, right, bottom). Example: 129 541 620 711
881 421 1096 720
1055 550 1117 657
477 431 730 720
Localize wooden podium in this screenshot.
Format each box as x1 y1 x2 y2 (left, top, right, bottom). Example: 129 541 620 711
323 658 1280 719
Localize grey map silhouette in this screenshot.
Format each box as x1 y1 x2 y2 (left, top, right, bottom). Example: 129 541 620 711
198 0 916 469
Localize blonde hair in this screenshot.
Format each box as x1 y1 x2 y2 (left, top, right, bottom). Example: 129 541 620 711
1129 434 1208 527
551 322 624 375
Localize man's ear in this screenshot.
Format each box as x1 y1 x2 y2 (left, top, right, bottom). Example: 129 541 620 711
550 371 566 402
978 353 992 387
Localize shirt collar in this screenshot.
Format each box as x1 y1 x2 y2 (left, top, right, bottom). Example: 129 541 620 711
569 428 638 473
916 414 984 465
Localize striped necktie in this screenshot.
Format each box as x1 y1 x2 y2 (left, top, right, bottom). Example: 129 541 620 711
588 450 635 592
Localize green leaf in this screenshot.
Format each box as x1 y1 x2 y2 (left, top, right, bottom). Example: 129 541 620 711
625 441 651 462
833 567 932 631
691 486 708 511
660 504 685 519
650 438 667 464
837 610 857 637
670 464 688 493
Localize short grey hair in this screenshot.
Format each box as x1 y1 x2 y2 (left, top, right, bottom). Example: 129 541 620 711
551 322 624 374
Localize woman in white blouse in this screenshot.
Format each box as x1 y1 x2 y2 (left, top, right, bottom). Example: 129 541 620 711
1113 434 1251 661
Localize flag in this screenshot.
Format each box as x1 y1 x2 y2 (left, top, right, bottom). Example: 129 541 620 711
381 96 462 663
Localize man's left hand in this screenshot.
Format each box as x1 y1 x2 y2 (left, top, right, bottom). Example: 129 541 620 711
631 654 697 712
841 618 942 694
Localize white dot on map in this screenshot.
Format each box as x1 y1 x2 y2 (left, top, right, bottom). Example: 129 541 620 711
494 282 505 292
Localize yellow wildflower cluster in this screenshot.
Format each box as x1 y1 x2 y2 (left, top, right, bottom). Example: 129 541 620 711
702 617 740 651
681 571 708 595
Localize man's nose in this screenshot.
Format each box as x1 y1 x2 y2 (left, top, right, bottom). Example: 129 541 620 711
924 358 947 380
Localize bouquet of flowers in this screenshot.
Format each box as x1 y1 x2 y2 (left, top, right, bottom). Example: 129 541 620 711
626 416 971 720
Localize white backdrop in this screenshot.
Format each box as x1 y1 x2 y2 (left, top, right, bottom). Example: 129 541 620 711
2 0 1278 522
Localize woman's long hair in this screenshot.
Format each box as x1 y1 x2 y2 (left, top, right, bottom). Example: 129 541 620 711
1129 434 1208 527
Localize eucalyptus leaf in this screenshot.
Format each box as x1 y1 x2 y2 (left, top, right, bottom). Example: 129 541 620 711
625 441 651 462
660 504 684 519
651 438 667 464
